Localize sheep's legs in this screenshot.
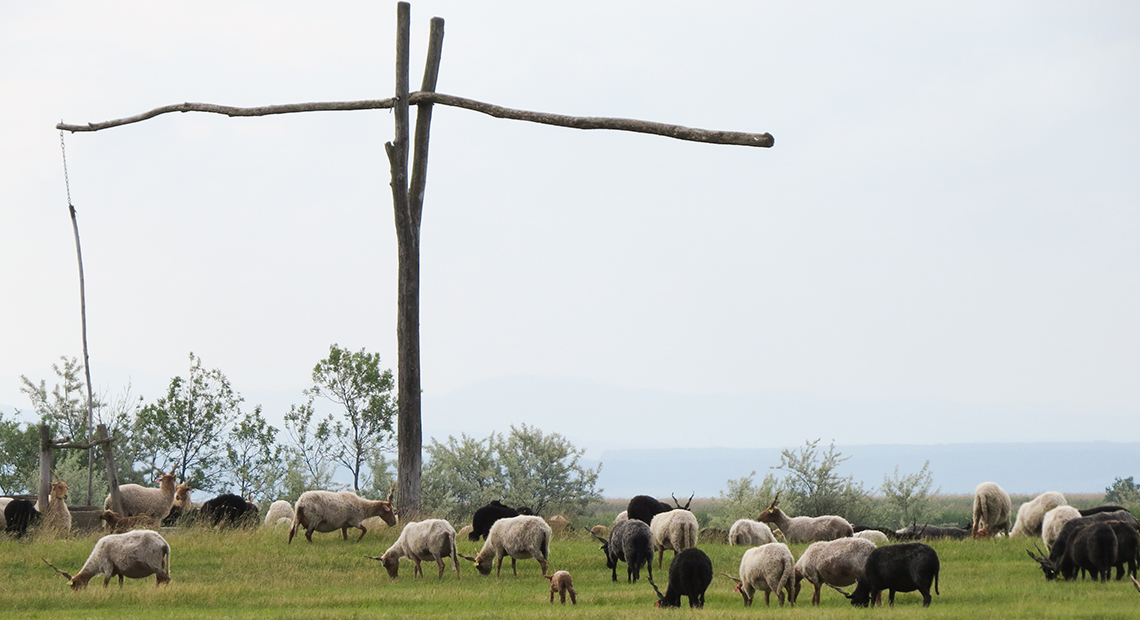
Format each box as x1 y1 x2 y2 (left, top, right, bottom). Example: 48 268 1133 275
658 549 665 569
811 583 821 605
355 524 368 542
495 555 504 576
510 557 518 576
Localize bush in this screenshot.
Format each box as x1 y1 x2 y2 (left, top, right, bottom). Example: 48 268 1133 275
771 438 875 523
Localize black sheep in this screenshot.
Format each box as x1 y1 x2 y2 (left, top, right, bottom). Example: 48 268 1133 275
1079 505 1132 517
848 542 940 607
4 499 40 538
199 494 258 527
627 494 690 525
588 519 655 583
648 547 713 608
468 500 520 542
895 522 971 540
1030 510 1139 581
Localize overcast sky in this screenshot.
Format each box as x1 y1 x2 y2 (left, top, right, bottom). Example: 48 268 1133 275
2 1 1138 449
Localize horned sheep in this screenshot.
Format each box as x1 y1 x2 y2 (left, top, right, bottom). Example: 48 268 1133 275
729 519 776 546
793 537 877 606
727 542 796 607
1010 491 1067 537
757 494 854 543
100 510 158 534
462 515 552 576
847 542 940 607
545 571 577 604
369 519 459 579
41 480 72 536
971 481 1012 538
288 488 396 544
650 509 699 568
264 500 293 528
106 470 178 520
162 483 193 526
648 547 713 608
44 529 171 590
588 519 654 583
1041 505 1082 550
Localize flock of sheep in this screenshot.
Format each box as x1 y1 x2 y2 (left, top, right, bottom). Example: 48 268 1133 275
5 474 1140 608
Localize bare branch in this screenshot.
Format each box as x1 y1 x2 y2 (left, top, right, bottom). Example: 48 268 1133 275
57 92 773 148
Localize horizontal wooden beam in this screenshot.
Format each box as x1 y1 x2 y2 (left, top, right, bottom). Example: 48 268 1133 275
57 92 773 148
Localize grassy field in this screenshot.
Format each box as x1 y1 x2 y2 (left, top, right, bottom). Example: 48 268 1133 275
2 524 1138 619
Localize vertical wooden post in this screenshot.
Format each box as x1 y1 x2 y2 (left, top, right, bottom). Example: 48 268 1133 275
38 424 52 512
67 203 97 506
98 424 123 515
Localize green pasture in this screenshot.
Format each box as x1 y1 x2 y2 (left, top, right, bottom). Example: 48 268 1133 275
2 525 1138 619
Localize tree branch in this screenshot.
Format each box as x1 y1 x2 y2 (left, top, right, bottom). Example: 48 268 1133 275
57 92 773 148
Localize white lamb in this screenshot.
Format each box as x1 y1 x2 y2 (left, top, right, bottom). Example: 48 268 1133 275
105 471 177 520
650 509 699 568
263 500 293 529
729 519 776 547
793 537 876 606
43 530 171 590
971 481 1012 538
1010 491 1067 538
461 515 551 576
1041 505 1082 551
369 519 460 579
853 529 890 545
288 489 396 544
728 542 796 607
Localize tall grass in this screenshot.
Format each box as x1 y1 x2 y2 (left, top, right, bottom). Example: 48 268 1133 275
2 525 1138 619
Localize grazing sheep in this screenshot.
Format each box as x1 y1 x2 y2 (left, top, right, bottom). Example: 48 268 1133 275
614 510 628 524
462 515 552 576
854 529 890 545
546 571 577 604
100 510 158 534
264 500 293 529
588 519 655 583
469 500 522 542
548 515 572 533
4 498 40 537
895 523 971 540
106 470 178 520
590 524 609 539
729 519 775 547
288 488 396 544
43 529 171 590
1011 491 1067 538
971 481 1011 538
793 537 877 606
1028 510 1138 581
369 519 459 579
41 481 72 536
648 547 713 608
756 494 853 543
650 509 699 568
457 524 474 539
726 542 796 607
846 542 940 607
1042 505 1082 550
200 494 258 528
1080 505 1131 517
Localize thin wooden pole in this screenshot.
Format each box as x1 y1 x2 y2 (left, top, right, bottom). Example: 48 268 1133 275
409 17 444 226
98 424 123 515
38 424 52 512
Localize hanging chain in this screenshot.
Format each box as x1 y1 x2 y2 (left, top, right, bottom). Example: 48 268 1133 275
59 129 73 207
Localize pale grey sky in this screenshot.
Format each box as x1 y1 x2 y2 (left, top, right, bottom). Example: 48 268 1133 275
2 1 1138 449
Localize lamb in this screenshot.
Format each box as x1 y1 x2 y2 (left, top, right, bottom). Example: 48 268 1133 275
263 500 293 528
100 510 158 534
650 509 699 568
368 519 460 579
461 515 551 576
43 529 171 590
729 519 776 546
1041 505 1082 550
545 571 577 604
289 488 396 544
756 494 854 543
4 498 40 538
726 542 796 607
971 481 1011 538
793 537 877 605
41 480 72 536
845 542 940 607
647 547 713 608
106 470 177 520
1010 491 1067 537
588 519 655 583
854 529 890 545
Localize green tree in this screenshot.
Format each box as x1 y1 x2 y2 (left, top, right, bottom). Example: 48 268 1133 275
772 438 871 521
0 411 38 495
710 471 780 528
222 407 285 503
19 356 93 441
881 461 940 527
133 353 242 490
308 344 396 492
422 433 504 519
1105 476 1140 506
282 398 338 495
498 424 600 516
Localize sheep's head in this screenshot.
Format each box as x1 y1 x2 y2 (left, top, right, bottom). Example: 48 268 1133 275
757 493 782 523
43 558 88 591
99 510 118 523
369 500 397 527
458 552 493 575
155 471 176 493
379 553 400 578
174 484 191 506
723 574 749 605
50 480 69 501
1027 545 1059 581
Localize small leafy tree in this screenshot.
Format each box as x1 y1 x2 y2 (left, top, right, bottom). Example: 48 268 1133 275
19 356 93 441
222 407 285 503
710 471 780 529
498 424 601 516
422 433 505 518
881 461 940 527
1105 476 1140 506
308 344 396 492
0 411 38 495
282 398 338 495
771 438 872 522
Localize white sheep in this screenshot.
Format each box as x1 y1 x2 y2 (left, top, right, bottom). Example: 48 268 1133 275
43 530 171 590
369 519 459 579
105 471 177 520
756 494 853 543
853 529 890 545
793 537 876 606
263 500 293 529
0 496 11 530
457 524 474 539
727 542 796 607
729 519 776 547
614 510 628 524
971 481 1012 538
461 515 552 576
1010 491 1067 538
1041 505 1082 550
42 480 72 536
650 509 699 568
288 489 396 544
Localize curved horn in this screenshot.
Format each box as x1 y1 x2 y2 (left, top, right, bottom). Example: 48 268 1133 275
457 554 477 563
720 573 743 586
1033 541 1047 557
42 558 73 581
646 574 666 602
585 526 608 545
1131 575 1139 594
684 493 694 509
671 493 681 508
826 583 853 598
386 483 395 504
771 492 780 507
